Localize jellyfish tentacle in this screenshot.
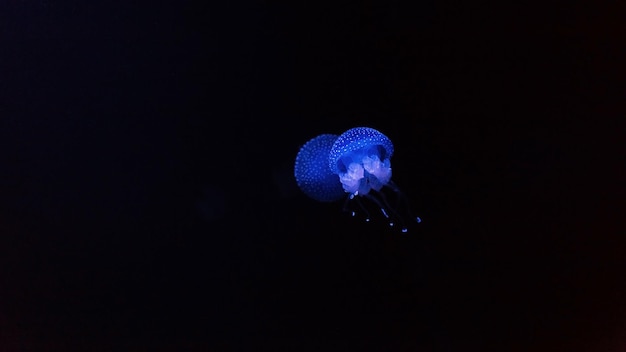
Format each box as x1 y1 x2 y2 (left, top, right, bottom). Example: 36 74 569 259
363 192 393 227
364 190 411 230
342 193 371 222
384 180 422 225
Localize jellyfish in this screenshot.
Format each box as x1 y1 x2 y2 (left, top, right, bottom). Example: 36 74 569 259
328 127 420 232
328 127 394 196
294 134 345 202
295 127 421 232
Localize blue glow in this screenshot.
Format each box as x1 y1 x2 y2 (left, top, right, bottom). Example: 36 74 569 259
294 127 421 232
294 134 345 202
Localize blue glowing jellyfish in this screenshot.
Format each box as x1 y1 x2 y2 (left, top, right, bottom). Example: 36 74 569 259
294 134 345 202
329 127 420 232
328 127 395 196
295 127 421 232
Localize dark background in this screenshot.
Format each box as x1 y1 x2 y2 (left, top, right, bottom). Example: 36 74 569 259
1 1 624 351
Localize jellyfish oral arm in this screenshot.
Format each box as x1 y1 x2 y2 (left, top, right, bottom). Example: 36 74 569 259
338 154 392 195
338 162 365 194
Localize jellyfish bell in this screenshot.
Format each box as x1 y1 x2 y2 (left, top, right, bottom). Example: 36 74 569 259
294 133 345 202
